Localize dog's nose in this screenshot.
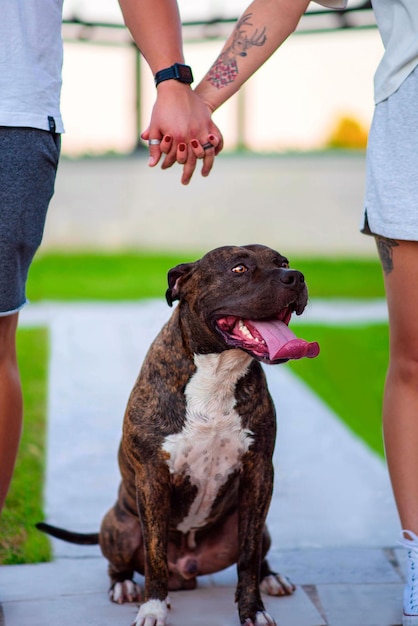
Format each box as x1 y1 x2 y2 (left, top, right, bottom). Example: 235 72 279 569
279 269 305 286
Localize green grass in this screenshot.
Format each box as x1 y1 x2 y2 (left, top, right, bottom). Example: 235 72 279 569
1 252 387 564
0 328 51 564
288 323 388 458
27 252 385 301
27 251 199 301
290 258 385 299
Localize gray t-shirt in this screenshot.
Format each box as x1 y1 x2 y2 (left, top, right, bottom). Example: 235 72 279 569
0 0 64 132
315 0 418 104
372 0 418 103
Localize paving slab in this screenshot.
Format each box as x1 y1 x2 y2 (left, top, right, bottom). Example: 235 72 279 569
0 558 106 602
0 589 139 626
0 583 325 626
0 557 325 626
268 547 402 585
315 583 403 626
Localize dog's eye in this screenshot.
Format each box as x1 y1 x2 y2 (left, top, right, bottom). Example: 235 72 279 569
232 264 248 274
281 260 289 268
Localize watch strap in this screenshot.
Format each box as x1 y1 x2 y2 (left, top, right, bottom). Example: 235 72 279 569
154 63 194 87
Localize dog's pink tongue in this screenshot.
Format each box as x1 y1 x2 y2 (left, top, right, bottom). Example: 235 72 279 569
250 320 320 361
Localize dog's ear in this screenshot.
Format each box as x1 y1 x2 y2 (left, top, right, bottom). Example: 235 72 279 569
166 262 197 306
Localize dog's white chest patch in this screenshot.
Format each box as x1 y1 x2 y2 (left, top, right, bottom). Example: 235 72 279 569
163 351 253 537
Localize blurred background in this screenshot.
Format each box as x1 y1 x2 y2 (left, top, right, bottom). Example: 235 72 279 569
41 0 381 257
60 0 380 155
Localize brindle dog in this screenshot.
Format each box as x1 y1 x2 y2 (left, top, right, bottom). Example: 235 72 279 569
37 244 319 626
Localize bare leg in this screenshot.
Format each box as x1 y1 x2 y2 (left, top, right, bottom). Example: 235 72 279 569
0 313 22 513
377 238 418 533
377 237 418 623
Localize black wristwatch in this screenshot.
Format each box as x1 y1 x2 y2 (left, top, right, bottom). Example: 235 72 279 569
154 63 194 87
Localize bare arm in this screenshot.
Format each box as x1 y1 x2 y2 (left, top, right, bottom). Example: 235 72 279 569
118 0 184 72
118 0 222 184
195 0 311 112
118 0 310 184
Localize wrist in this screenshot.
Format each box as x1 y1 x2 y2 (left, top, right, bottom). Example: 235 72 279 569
194 83 218 114
154 63 193 87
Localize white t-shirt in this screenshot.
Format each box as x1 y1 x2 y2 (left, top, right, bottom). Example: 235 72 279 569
372 0 418 103
0 0 64 132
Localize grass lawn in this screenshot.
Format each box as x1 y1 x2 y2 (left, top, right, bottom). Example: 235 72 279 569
0 328 51 564
288 323 388 458
27 251 386 301
1 252 387 564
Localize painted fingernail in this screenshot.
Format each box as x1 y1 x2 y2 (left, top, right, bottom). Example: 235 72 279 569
208 134 216 142
179 143 186 152
191 140 199 149
163 135 172 143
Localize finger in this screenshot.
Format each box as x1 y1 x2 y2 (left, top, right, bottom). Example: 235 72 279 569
160 135 172 154
189 136 217 160
201 149 215 177
190 139 205 160
207 133 222 154
181 155 198 186
207 129 224 155
161 151 178 170
161 139 181 170
200 136 217 178
176 143 188 165
147 138 162 167
160 136 178 170
141 127 150 141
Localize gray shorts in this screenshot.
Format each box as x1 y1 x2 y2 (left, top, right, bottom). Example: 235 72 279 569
0 127 60 315
361 63 418 240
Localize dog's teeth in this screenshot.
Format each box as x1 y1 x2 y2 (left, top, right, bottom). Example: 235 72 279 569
238 320 254 340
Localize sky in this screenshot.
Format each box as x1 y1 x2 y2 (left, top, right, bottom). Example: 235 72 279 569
59 1 382 156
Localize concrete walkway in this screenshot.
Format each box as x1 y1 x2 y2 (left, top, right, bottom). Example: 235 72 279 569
0 298 408 626
42 152 377 258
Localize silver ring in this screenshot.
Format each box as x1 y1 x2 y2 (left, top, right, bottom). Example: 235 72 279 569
148 139 161 146
202 142 213 150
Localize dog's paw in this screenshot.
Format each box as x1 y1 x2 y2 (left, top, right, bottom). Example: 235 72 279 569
109 579 142 604
132 598 169 626
260 573 295 597
243 610 276 626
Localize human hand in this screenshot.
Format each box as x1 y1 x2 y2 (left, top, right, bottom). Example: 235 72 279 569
141 82 224 185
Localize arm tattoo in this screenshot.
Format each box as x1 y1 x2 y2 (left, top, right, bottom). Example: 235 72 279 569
206 13 267 89
376 236 399 275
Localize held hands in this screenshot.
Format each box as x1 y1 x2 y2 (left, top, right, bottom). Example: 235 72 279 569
141 82 223 185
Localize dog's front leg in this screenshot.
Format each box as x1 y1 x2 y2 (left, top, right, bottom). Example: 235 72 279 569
236 456 276 626
133 466 171 626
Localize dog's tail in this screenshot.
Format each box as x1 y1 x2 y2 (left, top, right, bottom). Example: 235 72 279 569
36 522 99 545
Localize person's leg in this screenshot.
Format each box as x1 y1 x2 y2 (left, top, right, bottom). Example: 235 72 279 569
378 237 418 531
377 237 418 623
0 312 22 512
0 127 60 514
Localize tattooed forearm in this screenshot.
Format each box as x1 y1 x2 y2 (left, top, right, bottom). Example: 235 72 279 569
206 13 267 89
376 236 399 275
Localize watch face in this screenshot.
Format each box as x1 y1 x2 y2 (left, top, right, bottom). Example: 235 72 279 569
176 64 193 83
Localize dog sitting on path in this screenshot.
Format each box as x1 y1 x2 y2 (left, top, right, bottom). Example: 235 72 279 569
37 244 319 626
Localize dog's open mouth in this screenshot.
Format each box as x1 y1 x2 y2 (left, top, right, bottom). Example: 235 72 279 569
216 308 319 364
